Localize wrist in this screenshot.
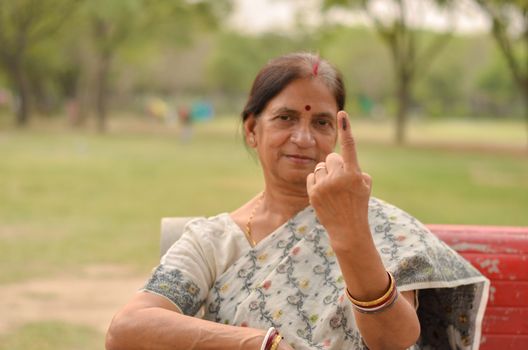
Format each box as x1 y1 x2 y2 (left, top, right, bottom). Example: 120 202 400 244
326 225 373 253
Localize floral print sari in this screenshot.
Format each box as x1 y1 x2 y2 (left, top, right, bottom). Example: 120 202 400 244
143 198 489 349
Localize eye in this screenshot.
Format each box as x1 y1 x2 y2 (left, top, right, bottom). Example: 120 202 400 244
314 118 333 129
275 114 296 123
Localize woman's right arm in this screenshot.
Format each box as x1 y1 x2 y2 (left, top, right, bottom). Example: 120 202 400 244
106 291 266 350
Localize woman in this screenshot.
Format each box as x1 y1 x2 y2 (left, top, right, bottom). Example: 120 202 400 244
106 53 488 350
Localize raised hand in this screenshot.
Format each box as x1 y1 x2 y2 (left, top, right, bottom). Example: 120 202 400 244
306 111 372 248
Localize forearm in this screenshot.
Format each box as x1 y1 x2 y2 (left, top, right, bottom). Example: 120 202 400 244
353 294 419 350
106 297 264 350
330 226 420 349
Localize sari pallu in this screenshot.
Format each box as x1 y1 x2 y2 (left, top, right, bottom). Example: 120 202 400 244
144 198 489 350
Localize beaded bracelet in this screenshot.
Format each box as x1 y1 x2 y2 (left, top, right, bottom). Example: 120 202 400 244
269 334 283 350
346 271 398 314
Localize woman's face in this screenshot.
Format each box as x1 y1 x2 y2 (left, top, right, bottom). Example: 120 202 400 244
246 77 339 188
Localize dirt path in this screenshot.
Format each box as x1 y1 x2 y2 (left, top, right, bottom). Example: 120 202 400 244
0 265 147 334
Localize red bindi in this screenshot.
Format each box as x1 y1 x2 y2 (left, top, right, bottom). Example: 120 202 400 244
305 105 311 111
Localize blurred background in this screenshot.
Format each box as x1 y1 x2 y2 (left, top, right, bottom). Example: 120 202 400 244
1 0 527 348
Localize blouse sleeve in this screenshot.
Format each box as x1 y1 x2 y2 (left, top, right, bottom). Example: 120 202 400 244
141 218 217 316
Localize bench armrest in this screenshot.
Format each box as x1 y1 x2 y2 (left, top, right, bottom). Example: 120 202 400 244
160 217 195 257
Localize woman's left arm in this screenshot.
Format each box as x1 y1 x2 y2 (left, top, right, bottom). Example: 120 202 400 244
329 228 420 350
307 111 420 350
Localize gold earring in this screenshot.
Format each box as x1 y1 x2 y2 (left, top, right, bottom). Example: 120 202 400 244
248 134 255 145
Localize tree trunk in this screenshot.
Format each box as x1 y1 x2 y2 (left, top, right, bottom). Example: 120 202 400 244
10 60 31 127
73 68 89 127
95 54 111 133
395 75 411 145
16 82 30 127
71 44 95 128
524 85 528 151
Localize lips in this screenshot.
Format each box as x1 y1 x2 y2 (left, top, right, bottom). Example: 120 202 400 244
284 153 316 164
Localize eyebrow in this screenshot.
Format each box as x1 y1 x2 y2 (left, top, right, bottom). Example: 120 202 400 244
270 107 335 120
270 107 300 116
313 112 335 119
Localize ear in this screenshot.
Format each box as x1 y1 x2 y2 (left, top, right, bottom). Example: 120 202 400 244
244 115 258 147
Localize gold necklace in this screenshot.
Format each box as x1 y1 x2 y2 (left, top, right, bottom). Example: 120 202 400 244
245 192 264 247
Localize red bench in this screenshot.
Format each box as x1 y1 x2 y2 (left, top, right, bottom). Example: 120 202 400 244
428 225 528 349
161 219 528 348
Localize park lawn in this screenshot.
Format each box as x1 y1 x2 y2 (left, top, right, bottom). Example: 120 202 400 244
351 117 528 148
0 321 102 350
0 116 527 284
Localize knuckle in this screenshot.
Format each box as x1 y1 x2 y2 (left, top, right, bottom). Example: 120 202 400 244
347 169 362 178
325 152 341 163
340 136 356 148
347 173 365 187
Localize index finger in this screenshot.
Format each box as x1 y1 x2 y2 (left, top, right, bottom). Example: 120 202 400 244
337 110 361 172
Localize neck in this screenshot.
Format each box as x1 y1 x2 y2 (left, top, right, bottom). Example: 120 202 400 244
261 183 310 220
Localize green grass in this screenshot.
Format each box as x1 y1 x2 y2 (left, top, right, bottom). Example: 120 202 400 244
362 144 528 224
0 116 527 348
0 322 103 350
351 117 528 148
0 117 527 284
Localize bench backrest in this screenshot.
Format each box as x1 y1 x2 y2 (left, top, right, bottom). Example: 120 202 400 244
160 219 528 349
428 224 528 349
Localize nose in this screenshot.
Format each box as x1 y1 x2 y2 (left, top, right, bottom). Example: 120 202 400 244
290 124 315 148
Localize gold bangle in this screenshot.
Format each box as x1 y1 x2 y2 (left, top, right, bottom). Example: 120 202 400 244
346 271 395 307
269 334 283 350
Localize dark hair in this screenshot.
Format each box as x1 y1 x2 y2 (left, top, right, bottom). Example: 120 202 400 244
241 52 346 122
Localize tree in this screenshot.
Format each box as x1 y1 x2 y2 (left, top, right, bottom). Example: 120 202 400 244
0 0 79 126
315 26 392 117
323 0 455 144
207 31 311 95
476 0 528 147
81 0 230 132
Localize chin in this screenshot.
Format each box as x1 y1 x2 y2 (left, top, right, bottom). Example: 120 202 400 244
282 171 311 186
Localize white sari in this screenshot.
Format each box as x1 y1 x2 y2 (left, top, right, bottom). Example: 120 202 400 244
143 197 489 349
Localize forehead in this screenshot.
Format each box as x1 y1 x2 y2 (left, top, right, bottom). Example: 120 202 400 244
265 78 338 113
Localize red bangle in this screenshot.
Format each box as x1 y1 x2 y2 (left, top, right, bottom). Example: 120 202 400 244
266 329 278 350
261 327 278 350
